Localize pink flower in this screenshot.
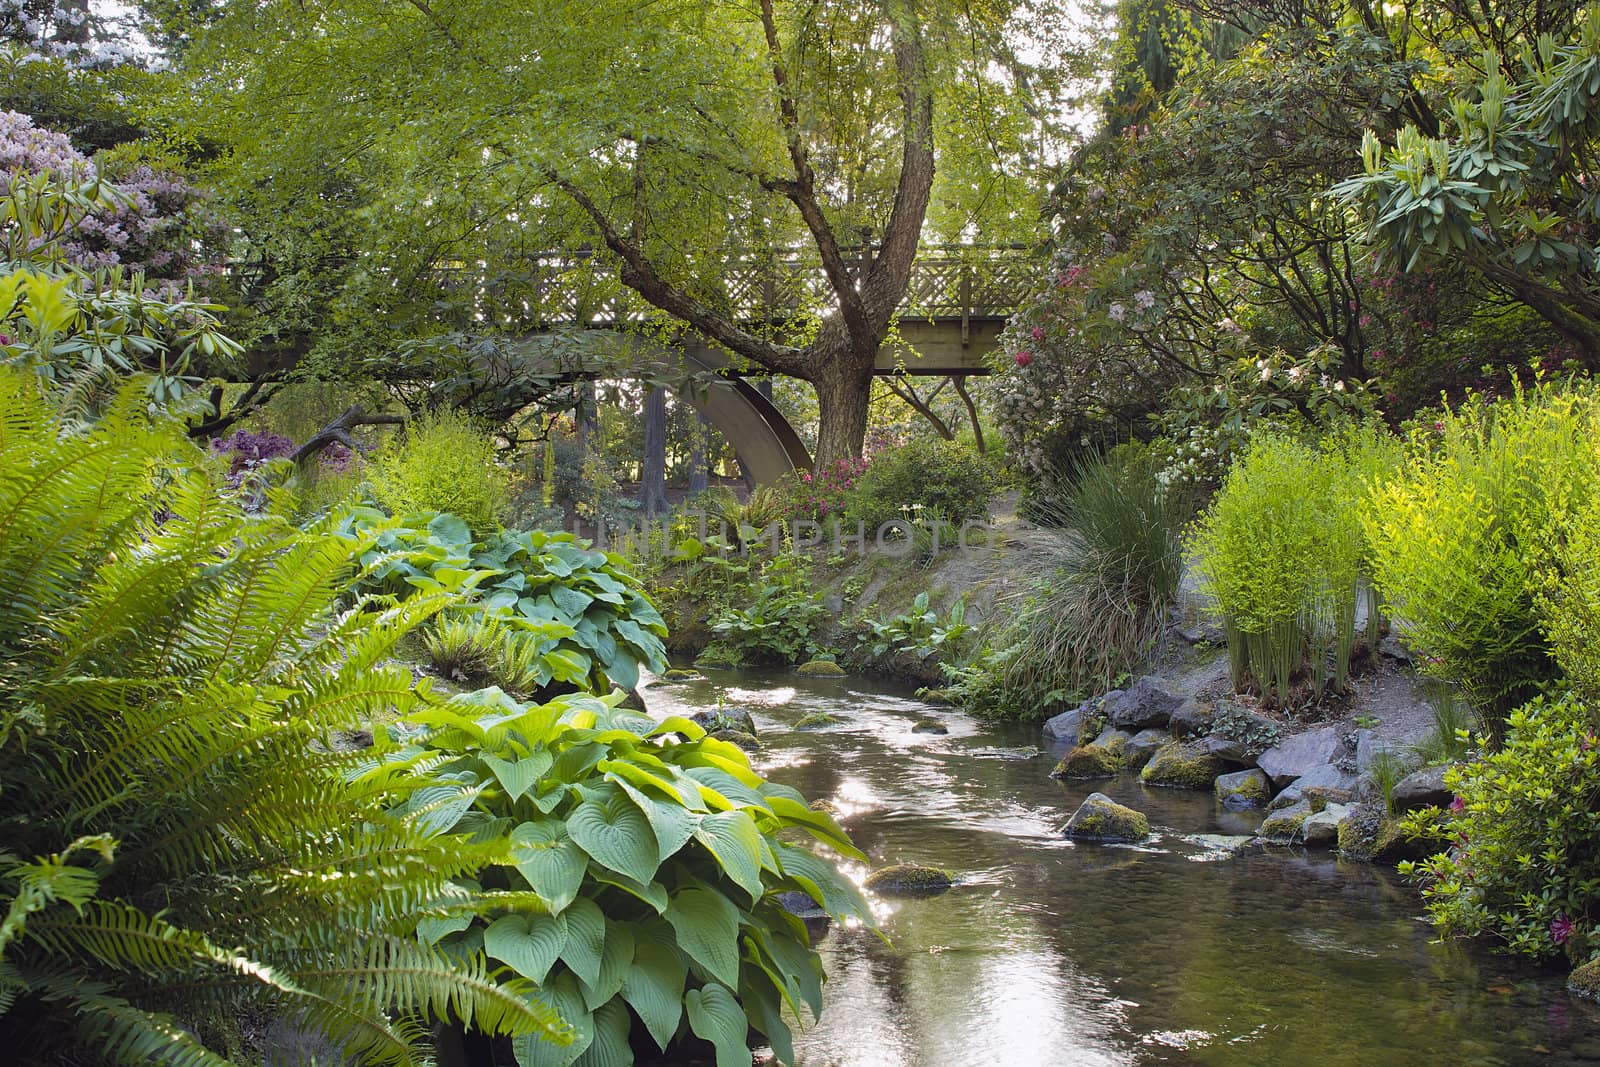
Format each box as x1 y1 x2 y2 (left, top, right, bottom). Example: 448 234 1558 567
1449 796 1465 813
1030 326 1045 342
1552 914 1575 946
1014 350 1034 368
0 334 11 346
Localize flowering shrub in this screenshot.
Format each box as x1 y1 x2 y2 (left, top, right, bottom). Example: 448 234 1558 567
774 456 869 523
1400 692 1600 962
842 438 993 531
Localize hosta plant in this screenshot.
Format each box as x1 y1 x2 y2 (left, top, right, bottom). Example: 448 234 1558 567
356 688 872 1067
0 369 562 1065
342 508 668 694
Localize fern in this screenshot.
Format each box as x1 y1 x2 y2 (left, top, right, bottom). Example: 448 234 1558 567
0 370 564 1064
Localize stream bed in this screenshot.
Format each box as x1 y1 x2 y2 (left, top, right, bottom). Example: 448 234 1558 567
644 667 1600 1067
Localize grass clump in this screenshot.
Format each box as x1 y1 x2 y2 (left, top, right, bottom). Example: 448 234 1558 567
369 407 509 534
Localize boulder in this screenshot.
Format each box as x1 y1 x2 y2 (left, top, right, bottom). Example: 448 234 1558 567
910 718 949 734
775 890 828 921
796 659 846 677
1257 725 1343 787
1041 703 1089 744
864 864 953 895
795 712 844 732
1124 729 1170 771
1391 765 1453 810
618 688 648 713
1104 677 1183 731
661 668 701 682
692 706 758 737
1301 803 1354 847
1336 805 1426 863
1268 763 1363 810
1140 741 1226 790
1214 768 1271 810
1200 710 1283 763
1259 799 1313 841
1050 745 1125 779
1063 792 1150 843
709 729 762 752
1091 726 1133 751
1168 699 1217 738
1569 959 1600 1001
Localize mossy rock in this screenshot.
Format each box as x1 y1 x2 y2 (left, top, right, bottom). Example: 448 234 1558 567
1569 959 1600 1001
691 707 757 737
693 642 743 670
918 688 955 705
1336 805 1425 864
863 863 954 896
910 718 949 735
1050 744 1125 779
795 712 845 731
1123 729 1170 772
661 668 702 682
1214 768 1270 810
1063 792 1150 843
709 729 762 753
1140 741 1226 790
796 659 847 677
1259 799 1312 841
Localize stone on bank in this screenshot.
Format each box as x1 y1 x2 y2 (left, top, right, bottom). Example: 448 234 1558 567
1063 792 1150 843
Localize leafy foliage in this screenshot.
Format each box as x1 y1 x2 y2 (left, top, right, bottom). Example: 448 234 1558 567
855 594 971 667
343 509 668 694
841 439 994 531
709 555 829 667
368 408 511 535
0 368 562 1065
1400 692 1600 962
356 688 872 1067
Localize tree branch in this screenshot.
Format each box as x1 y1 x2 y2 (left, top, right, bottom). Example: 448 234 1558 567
291 405 406 465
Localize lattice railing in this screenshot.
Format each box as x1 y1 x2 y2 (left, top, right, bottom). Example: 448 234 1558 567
434 245 1033 329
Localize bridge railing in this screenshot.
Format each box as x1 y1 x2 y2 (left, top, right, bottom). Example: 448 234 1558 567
434 245 1036 329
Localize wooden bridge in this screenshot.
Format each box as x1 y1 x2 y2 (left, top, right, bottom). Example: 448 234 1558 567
445 246 1035 480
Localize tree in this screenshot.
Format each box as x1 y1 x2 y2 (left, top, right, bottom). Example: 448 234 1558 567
180 0 1074 463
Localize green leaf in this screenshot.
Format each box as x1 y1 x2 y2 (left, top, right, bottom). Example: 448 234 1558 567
484 912 569 984
620 939 686 1050
692 811 765 902
579 921 636 1011
558 896 607 988
572 997 631 1067
510 820 588 912
550 585 594 618
514 973 593 1067
586 868 669 913
483 751 553 802
773 842 869 921
664 887 742 989
684 983 751 1067
613 778 698 862
567 790 660 884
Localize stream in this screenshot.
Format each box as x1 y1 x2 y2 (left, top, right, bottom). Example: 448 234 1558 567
643 667 1600 1067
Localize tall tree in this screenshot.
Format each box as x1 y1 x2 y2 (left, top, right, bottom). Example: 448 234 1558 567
181 0 1073 463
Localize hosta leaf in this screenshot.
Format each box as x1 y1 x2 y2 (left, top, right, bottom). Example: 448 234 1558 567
682 766 770 810
550 585 594 618
482 751 553 802
568 791 659 883
485 912 569 984
558 896 607 988
514 973 593 1067
756 926 824 1018
646 715 706 740
614 778 698 863
621 939 686 1050
664 887 742 989
684 983 751 1067
510 820 587 912
417 911 473 947
692 810 765 902
404 782 482 836
586 868 669 914
773 842 869 921
740 973 796 1066
580 922 636 1011
572 997 631 1067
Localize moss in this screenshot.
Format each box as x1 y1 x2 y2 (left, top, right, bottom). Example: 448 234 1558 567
709 729 762 752
863 863 954 895
1050 744 1125 779
661 668 702 682
1569 959 1600 1000
796 659 846 677
1140 741 1225 790
1064 792 1150 843
1259 802 1311 840
794 712 844 731
910 718 949 734
1336 806 1422 864
918 688 955 705
1214 769 1270 808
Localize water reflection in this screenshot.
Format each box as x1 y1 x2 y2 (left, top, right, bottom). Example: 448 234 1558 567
645 668 1600 1066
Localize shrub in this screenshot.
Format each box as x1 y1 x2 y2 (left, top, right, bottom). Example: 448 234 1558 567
343 510 669 695
1365 380 1600 716
369 408 510 534
0 371 558 1063
855 594 972 668
1400 692 1600 962
773 456 869 524
359 688 871 1066
843 439 993 531
1189 427 1396 705
709 554 829 666
1540 493 1600 703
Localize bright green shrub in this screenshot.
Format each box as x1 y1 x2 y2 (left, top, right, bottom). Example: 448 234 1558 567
0 371 560 1064
1540 494 1600 702
843 439 993 530
1365 381 1600 714
344 509 668 694
358 688 871 1067
1400 692 1600 961
369 408 510 534
1190 427 1396 704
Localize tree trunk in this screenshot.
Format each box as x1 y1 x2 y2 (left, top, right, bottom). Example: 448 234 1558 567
812 363 875 469
687 414 710 493
639 388 669 515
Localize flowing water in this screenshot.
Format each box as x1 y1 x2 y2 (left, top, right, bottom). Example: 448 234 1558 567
644 667 1600 1067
